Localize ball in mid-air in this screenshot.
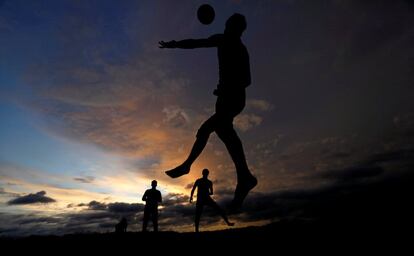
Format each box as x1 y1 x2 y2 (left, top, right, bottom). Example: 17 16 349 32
197 4 215 25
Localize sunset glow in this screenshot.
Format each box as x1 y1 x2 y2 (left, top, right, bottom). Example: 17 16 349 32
1 0 414 236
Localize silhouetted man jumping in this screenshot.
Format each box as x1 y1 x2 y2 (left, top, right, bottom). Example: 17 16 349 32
159 13 257 209
142 180 162 232
190 169 234 232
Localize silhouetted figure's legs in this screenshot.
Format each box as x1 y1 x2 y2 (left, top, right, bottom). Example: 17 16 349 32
142 208 150 232
206 197 235 226
152 210 158 232
143 207 158 232
195 203 204 232
194 198 234 232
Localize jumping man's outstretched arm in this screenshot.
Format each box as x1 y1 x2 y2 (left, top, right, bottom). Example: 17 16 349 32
159 34 222 49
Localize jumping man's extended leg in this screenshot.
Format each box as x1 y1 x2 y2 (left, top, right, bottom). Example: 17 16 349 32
166 115 217 178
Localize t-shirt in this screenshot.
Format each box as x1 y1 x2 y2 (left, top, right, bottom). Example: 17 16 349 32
142 189 162 208
195 178 213 200
209 34 251 90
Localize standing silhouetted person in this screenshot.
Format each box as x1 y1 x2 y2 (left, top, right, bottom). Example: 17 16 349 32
142 180 162 232
190 169 234 232
115 217 128 233
159 13 257 210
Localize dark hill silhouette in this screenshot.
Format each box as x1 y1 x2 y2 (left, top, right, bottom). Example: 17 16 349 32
0 219 410 253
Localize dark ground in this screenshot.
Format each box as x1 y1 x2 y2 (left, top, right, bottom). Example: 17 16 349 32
0 219 411 253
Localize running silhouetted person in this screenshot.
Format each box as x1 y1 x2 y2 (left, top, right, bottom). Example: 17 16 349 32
190 169 234 232
142 180 162 232
159 13 257 209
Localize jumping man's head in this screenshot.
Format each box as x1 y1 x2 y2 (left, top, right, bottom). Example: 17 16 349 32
202 168 209 178
224 13 247 38
151 180 157 189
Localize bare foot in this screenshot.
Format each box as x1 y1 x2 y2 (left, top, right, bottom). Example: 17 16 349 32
165 164 190 178
230 175 258 210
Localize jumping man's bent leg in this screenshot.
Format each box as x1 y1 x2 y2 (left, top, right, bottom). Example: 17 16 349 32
216 122 257 209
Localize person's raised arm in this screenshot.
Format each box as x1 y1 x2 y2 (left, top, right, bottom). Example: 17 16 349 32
190 181 197 203
159 34 222 49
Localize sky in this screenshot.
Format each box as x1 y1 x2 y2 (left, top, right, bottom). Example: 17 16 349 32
1 0 414 236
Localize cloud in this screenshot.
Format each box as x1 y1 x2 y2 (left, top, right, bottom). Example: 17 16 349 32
366 149 414 165
73 176 95 184
393 112 414 137
67 198 192 233
14 1 199 163
238 144 414 223
239 164 413 225
328 152 352 158
2 150 413 236
78 200 144 214
107 202 144 214
0 187 19 197
0 163 123 209
163 193 190 207
0 212 65 236
70 194 199 232
82 200 107 211
229 99 272 133
234 114 263 132
319 165 384 183
14 215 61 225
247 99 274 111
162 106 191 128
7 191 56 205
